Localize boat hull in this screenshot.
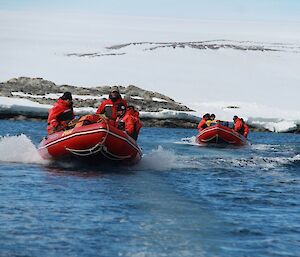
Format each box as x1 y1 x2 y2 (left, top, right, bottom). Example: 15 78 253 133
196 124 248 146
38 121 142 164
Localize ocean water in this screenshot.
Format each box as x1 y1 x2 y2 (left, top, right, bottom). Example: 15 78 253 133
0 120 299 257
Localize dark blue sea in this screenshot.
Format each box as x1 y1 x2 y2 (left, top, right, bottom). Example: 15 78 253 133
0 120 299 257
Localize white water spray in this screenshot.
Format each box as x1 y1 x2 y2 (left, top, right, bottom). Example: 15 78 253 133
136 145 201 171
0 134 48 164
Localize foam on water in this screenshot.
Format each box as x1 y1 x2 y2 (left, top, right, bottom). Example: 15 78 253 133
136 146 200 171
135 144 300 172
174 136 202 146
217 154 300 171
0 134 48 164
251 144 280 151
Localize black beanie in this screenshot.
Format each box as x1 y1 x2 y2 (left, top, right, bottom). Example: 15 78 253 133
61 92 72 101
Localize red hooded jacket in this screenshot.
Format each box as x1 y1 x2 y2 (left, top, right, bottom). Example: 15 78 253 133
116 109 142 140
132 110 142 134
96 98 127 120
116 111 135 136
197 119 208 131
47 98 74 134
243 122 249 138
234 118 249 138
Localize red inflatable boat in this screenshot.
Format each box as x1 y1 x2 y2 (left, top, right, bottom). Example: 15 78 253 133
38 120 142 164
196 123 248 146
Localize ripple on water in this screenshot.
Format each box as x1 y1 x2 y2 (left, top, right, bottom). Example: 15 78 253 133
1 124 300 257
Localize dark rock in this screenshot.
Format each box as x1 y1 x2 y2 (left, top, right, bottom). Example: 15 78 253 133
0 77 193 112
0 77 194 125
141 118 198 129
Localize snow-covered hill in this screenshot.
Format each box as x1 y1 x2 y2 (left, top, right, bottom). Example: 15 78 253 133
1 11 300 132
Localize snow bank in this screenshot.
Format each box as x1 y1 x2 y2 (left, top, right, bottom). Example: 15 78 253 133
248 119 298 133
0 97 50 117
189 101 300 132
12 92 106 100
140 110 199 122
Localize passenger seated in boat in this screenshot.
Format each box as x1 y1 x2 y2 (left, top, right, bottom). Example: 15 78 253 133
116 104 140 140
241 118 249 138
47 92 74 134
206 113 217 127
96 86 127 121
207 114 229 127
127 105 142 140
233 115 249 138
197 113 210 131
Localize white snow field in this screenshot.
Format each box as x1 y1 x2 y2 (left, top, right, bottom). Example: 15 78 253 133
0 11 300 132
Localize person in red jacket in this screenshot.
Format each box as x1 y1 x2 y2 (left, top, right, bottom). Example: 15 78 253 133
233 115 249 138
197 113 210 131
127 105 142 139
116 104 140 140
96 86 127 120
241 118 249 138
47 92 74 134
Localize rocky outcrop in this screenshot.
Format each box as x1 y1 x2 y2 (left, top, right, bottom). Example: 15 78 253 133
0 77 192 112
142 118 198 129
0 77 197 127
294 124 300 134
65 40 298 59
1 77 297 132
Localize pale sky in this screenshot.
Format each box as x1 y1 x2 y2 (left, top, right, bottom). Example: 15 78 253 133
1 0 300 21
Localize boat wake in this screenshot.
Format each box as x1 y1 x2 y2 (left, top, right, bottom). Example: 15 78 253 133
210 154 300 172
135 146 198 171
135 145 300 173
0 134 48 164
1 134 298 174
174 136 201 146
